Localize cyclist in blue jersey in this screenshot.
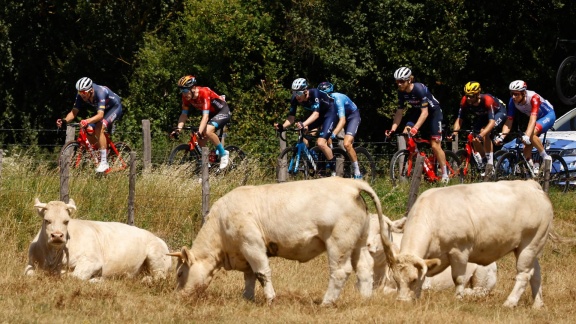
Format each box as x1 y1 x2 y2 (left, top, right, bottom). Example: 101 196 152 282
274 78 338 174
318 81 363 179
385 67 449 183
451 81 507 174
57 77 123 173
496 80 555 170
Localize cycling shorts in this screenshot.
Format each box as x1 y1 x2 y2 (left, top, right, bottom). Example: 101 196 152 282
344 110 361 137
535 110 556 135
308 112 338 140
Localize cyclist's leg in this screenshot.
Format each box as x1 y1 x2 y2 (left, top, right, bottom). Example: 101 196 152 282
426 109 447 178
344 112 361 176
316 114 337 161
207 112 231 168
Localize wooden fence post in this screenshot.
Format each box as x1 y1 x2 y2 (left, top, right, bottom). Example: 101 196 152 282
406 155 424 215
451 133 459 152
142 120 152 171
201 147 210 225
277 131 287 182
542 158 551 193
66 125 75 143
0 150 3 184
59 154 70 204
335 157 344 177
396 135 408 183
127 151 136 226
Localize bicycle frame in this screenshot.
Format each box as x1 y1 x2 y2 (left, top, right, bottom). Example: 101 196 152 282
405 135 440 181
287 131 318 174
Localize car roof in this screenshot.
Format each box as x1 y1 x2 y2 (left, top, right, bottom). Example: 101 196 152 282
552 107 576 131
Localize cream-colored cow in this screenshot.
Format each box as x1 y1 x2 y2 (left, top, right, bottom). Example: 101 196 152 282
25 198 171 282
169 177 394 306
367 214 497 296
380 180 553 308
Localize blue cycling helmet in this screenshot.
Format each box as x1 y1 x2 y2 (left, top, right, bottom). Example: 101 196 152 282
318 81 334 94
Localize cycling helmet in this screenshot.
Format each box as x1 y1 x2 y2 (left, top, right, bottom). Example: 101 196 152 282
76 77 93 91
509 80 527 91
318 81 334 94
463 81 481 95
394 67 412 80
291 78 308 91
178 75 197 88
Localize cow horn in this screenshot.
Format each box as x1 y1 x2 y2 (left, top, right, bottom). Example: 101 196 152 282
34 198 47 213
66 198 77 211
415 258 428 281
167 252 184 258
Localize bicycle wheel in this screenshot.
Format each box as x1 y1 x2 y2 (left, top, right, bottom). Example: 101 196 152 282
494 152 520 181
442 150 463 183
168 143 201 175
545 154 570 193
59 141 93 172
108 142 132 172
455 149 481 183
278 147 309 181
555 56 576 105
352 147 377 184
389 149 412 186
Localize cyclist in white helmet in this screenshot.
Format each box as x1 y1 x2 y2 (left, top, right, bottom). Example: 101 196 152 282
57 77 123 173
496 80 555 169
385 67 449 183
274 78 338 175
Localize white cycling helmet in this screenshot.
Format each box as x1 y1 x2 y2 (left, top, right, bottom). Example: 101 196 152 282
76 77 93 91
394 67 412 80
291 78 308 91
509 80 527 91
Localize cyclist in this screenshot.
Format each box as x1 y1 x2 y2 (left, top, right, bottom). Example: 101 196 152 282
56 77 123 173
170 75 231 170
496 80 555 171
274 78 338 174
451 81 507 175
318 81 363 179
385 67 449 183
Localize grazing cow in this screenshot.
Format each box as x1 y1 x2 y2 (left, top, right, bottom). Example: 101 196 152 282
168 177 394 306
367 214 497 296
25 198 172 282
379 180 553 308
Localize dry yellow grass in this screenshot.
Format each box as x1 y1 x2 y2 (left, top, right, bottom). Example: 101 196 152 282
1 156 575 323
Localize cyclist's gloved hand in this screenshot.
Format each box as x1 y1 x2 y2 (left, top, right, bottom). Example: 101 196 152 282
409 126 418 136
494 134 505 145
56 119 64 128
276 123 284 132
385 129 395 137
296 121 305 130
475 133 483 141
170 128 181 139
331 133 336 140
80 120 89 128
522 134 531 145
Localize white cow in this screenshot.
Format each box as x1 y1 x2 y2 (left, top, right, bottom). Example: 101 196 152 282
25 198 172 282
367 214 497 296
380 180 553 308
168 177 394 306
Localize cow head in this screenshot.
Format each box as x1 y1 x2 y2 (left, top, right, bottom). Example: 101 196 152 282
168 246 213 297
392 254 441 301
34 198 76 247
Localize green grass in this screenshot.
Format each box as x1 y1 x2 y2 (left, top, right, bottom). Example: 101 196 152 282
1 155 575 323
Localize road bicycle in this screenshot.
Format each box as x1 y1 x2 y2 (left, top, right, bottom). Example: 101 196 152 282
452 130 506 183
168 126 246 175
277 128 329 181
325 135 377 184
59 122 132 173
555 38 576 105
494 132 569 193
389 132 461 186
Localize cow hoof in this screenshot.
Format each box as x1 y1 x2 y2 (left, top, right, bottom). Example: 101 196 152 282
503 300 517 308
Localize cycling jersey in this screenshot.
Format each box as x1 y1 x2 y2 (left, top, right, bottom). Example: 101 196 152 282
331 92 361 137
288 88 337 139
182 86 229 116
506 90 554 120
73 83 123 127
397 82 443 140
458 94 507 132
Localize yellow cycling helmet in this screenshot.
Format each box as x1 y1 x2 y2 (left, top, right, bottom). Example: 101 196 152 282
463 81 481 95
177 75 197 88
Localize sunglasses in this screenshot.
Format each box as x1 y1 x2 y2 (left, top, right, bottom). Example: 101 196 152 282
395 80 407 84
466 94 478 99
179 87 191 93
510 91 523 97
293 90 305 97
77 90 91 95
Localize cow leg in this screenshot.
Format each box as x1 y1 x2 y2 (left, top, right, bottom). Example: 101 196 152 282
72 261 102 281
504 249 536 308
529 260 544 309
322 243 353 306
243 270 256 301
351 247 374 298
240 241 276 304
449 252 469 299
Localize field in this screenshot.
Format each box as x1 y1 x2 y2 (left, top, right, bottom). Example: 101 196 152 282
1 156 575 323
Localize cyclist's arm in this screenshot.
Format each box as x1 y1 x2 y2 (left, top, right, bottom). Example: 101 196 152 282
390 108 404 132
500 119 513 138
176 105 190 130
525 114 537 138
84 110 105 125
524 96 541 138
480 119 496 138
64 108 79 123
453 117 462 133
413 106 429 130
302 111 319 128
198 112 210 135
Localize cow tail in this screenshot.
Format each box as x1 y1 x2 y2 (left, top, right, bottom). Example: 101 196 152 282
358 181 398 266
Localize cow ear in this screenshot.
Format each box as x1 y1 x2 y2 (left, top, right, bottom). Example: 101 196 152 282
424 258 441 273
391 217 407 233
182 246 196 265
34 198 47 215
66 199 77 212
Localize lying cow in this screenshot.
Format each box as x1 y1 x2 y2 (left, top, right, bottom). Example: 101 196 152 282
168 177 394 306
380 180 553 308
367 214 497 296
25 198 172 282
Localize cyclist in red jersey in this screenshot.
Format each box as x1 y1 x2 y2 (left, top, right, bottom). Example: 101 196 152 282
170 75 231 169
